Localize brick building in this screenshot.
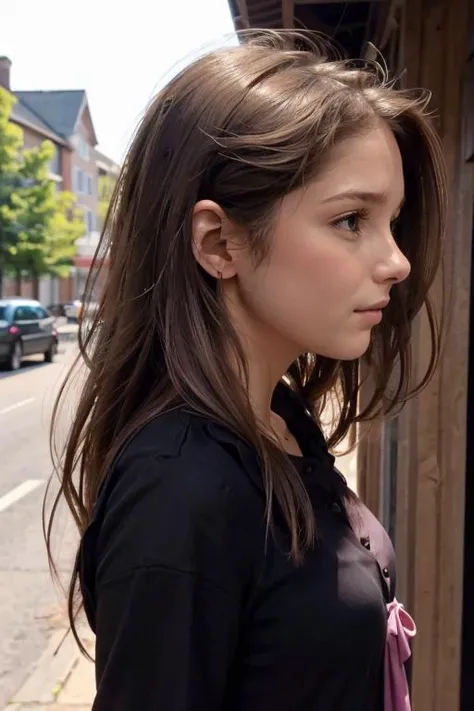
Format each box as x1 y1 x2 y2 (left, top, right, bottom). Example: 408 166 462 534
0 56 119 304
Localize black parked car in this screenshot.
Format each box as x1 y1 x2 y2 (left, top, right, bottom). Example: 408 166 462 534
0 298 58 371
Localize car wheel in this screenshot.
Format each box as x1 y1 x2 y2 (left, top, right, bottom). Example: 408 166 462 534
44 341 55 363
9 341 22 371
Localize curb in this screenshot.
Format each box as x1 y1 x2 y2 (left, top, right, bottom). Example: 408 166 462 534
57 331 78 343
57 325 78 343
9 629 80 706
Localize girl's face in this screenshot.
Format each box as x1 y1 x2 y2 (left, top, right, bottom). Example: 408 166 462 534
228 121 410 363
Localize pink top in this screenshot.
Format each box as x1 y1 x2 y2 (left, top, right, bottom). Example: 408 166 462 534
345 496 416 711
384 599 416 711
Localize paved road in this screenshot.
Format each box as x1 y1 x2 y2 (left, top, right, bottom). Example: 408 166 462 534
0 342 80 708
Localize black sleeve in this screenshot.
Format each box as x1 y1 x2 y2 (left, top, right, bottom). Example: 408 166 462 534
87 450 258 711
93 566 241 710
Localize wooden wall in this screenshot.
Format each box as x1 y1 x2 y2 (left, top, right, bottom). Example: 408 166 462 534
359 1 474 709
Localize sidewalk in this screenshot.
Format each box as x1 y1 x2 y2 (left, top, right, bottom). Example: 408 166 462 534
3 626 96 711
56 319 79 343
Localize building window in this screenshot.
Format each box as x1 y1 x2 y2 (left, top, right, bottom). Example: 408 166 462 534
77 135 89 160
84 209 95 234
49 145 60 175
75 167 84 193
86 173 94 195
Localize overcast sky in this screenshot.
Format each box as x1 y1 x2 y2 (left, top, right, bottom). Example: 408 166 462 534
0 0 236 163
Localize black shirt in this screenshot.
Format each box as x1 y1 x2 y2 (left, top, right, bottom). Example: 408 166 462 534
79 386 396 710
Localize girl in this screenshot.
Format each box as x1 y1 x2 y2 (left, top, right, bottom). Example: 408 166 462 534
47 32 446 711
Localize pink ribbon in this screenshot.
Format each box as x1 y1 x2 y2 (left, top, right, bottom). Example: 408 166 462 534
384 598 416 711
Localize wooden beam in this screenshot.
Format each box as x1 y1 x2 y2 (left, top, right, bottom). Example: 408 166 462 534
282 0 295 28
294 0 386 4
464 55 474 161
235 0 250 26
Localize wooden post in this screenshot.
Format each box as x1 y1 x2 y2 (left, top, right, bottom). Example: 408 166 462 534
281 0 294 28
394 1 474 709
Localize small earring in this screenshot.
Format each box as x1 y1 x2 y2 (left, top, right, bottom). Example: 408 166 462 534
216 269 222 280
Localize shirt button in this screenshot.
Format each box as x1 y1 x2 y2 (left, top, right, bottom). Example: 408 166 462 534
361 537 371 550
383 567 390 578
305 465 313 475
331 502 342 513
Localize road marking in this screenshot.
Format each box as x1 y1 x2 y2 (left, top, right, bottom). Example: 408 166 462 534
0 479 45 513
0 398 36 416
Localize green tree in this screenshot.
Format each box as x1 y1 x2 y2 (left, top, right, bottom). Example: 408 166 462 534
97 172 116 230
7 140 84 298
0 88 84 297
0 87 23 296
45 191 85 277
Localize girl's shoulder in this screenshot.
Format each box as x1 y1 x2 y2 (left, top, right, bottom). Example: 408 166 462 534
81 408 266 597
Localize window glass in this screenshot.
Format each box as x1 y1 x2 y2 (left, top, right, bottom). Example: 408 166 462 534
14 306 38 321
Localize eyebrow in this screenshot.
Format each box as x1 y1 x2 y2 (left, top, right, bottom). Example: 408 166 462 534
321 189 405 209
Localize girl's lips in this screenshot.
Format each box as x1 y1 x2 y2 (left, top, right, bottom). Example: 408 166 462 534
354 309 383 325
357 298 390 311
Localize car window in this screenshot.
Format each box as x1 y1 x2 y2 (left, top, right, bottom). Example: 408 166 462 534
0 306 7 327
13 306 38 321
34 306 49 319
13 306 27 321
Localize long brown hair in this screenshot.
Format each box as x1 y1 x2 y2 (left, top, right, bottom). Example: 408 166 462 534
45 31 447 645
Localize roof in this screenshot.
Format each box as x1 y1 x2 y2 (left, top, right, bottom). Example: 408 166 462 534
14 89 86 139
230 0 389 58
10 96 67 145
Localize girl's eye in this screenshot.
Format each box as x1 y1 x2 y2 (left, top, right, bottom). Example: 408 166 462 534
336 213 360 232
332 210 367 234
332 210 399 237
